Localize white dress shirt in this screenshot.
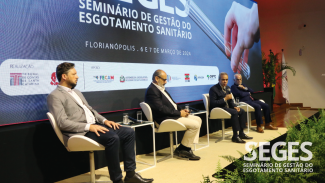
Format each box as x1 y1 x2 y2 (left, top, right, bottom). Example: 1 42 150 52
59 85 106 131
152 82 178 110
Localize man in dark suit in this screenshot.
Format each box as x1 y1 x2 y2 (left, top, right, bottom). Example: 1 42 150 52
47 62 153 183
145 69 201 160
231 73 278 133
209 72 252 143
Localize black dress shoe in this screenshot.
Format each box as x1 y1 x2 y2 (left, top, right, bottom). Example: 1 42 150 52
239 134 253 139
177 149 201 160
232 137 246 143
124 173 153 183
174 147 180 156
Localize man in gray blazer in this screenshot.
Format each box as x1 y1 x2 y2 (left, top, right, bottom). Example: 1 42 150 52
47 62 153 183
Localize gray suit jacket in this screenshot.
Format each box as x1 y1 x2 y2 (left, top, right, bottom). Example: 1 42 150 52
47 86 106 138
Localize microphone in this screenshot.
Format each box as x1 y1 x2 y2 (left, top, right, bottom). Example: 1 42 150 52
227 88 231 94
189 107 200 112
128 116 141 123
128 116 140 123
227 88 234 100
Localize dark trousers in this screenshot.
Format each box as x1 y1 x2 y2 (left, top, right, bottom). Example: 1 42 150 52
245 100 272 125
85 124 136 182
223 108 246 134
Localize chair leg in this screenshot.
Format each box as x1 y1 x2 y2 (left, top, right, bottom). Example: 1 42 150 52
170 132 174 158
175 131 178 148
222 119 225 140
246 112 251 134
89 151 95 183
249 113 252 132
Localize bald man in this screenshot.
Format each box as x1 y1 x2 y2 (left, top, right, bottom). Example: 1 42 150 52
231 73 277 133
145 69 202 160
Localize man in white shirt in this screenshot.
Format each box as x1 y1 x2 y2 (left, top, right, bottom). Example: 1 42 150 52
145 69 202 160
47 62 153 183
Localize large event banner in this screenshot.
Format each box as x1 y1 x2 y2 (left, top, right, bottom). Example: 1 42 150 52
0 0 263 125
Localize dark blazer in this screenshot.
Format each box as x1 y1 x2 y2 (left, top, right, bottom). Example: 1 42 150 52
144 83 181 124
209 83 236 112
231 83 254 102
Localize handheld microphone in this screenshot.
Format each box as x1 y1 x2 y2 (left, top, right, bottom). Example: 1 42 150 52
189 107 200 112
128 116 139 123
227 88 235 100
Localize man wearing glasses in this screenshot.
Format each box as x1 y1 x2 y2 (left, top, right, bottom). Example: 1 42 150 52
145 69 202 160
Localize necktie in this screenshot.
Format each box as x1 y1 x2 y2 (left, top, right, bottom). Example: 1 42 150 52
222 88 229 108
250 95 254 101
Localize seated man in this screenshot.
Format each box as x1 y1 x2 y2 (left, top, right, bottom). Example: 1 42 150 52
145 69 202 160
231 73 278 133
209 72 252 143
47 62 153 183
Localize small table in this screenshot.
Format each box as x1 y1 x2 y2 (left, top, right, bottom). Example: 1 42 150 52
118 121 156 172
190 110 209 151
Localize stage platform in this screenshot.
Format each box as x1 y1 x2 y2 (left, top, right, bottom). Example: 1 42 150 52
56 107 318 183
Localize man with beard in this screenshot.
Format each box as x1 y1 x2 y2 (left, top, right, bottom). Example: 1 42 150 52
145 69 202 160
47 62 153 183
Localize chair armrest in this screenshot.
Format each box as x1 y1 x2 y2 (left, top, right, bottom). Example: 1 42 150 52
210 107 231 119
156 119 187 133
238 102 255 112
67 135 105 152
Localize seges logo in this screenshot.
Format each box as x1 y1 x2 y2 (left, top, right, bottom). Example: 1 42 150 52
120 75 125 83
94 75 114 83
207 75 216 80
50 72 59 85
194 75 198 81
185 73 190 82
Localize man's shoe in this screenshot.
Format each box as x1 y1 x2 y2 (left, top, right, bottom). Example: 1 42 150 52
178 149 201 160
174 147 180 156
239 134 253 139
232 137 246 143
124 173 153 183
265 123 278 130
257 126 264 133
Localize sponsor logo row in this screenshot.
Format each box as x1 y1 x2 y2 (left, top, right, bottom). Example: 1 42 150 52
11 73 216 86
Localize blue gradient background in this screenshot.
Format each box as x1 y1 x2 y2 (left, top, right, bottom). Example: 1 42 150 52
0 0 262 125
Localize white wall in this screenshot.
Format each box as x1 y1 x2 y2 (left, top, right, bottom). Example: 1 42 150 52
259 10 325 108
